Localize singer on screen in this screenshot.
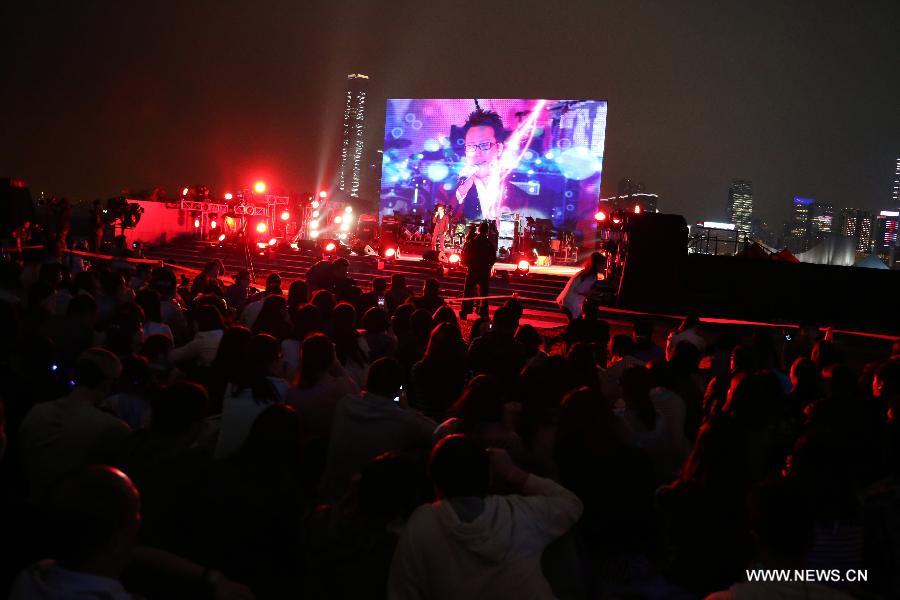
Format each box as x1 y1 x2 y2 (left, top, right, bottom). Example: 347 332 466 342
454 109 507 222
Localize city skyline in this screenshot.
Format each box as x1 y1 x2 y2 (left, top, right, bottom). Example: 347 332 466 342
2 1 898 228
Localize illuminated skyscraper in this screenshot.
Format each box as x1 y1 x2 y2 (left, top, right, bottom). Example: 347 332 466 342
838 208 873 253
875 210 899 259
809 202 834 240
338 73 369 198
790 197 813 252
726 179 753 237
892 154 900 207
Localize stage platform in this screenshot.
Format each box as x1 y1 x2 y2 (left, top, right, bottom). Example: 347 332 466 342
395 251 581 277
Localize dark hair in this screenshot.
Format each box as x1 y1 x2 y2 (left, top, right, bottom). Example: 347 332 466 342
362 306 390 335
449 375 505 429
365 357 404 399
208 326 253 410
332 302 366 365
621 366 656 430
410 309 434 339
811 340 841 371
253 295 290 339
432 305 459 328
515 324 542 354
422 322 466 366
429 434 490 498
469 316 491 344
491 305 517 335
463 108 505 141
579 251 605 279
151 381 209 435
680 418 749 492
287 280 308 311
140 334 173 362
423 278 440 296
233 333 282 404
290 303 324 341
372 277 388 294
391 303 414 336
238 403 301 472
134 288 162 323
390 273 406 289
310 289 336 318
609 334 635 359
296 333 336 388
331 257 350 271
194 304 224 332
67 293 98 317
731 344 757 373
48 466 140 568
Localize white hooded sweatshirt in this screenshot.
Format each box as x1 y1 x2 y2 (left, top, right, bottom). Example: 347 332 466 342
388 475 583 600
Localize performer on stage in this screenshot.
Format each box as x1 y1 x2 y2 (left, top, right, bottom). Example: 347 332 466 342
454 109 507 223
459 221 496 319
556 251 605 319
432 203 450 253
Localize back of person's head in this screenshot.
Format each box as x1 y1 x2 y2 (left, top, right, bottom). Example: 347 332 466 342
477 221 489 235
372 277 388 294
811 340 841 371
681 417 749 492
47 466 141 570
116 353 151 394
212 325 252 372
581 297 599 320
150 266 177 297
390 273 406 289
151 381 209 435
874 360 900 402
469 316 491 344
609 334 635 360
621 366 656 431
515 324 543 354
287 279 308 307
633 316 654 341
449 374 505 427
75 348 123 391
748 478 815 565
724 370 783 429
424 322 466 364
679 312 700 332
731 343 757 374
291 303 324 340
503 298 524 322
253 295 288 335
249 333 281 377
429 434 490 499
409 308 434 338
822 363 858 402
331 257 350 274
332 301 357 332
238 403 301 470
432 305 459 328
265 272 282 292
358 452 422 522
567 342 600 387
140 334 174 364
423 278 440 296
67 293 98 320
310 289 336 316
365 357 404 400
235 269 251 285
362 306 390 335
298 333 336 388
134 288 162 323
790 356 819 392
391 303 415 335
669 339 701 374
194 304 224 332
491 305 517 336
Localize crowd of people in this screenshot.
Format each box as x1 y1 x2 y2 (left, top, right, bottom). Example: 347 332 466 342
1 248 899 599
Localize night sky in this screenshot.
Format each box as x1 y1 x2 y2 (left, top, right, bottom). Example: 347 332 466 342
3 0 898 227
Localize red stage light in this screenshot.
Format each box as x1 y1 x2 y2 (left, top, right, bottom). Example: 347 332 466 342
517 260 531 273
268 238 277 246
224 192 233 201
634 205 642 214
384 247 397 258
334 215 343 224
594 210 607 222
318 190 328 198
612 217 622 224
218 233 226 242
256 222 268 234
183 187 189 197
254 181 267 194
325 242 336 252
210 219 217 229
193 218 200 228
448 253 461 264
280 211 290 221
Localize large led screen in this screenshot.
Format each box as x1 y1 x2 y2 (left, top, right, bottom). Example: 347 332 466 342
380 98 607 240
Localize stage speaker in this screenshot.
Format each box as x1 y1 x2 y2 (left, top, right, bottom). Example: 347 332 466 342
422 249 440 262
295 239 320 255
617 213 688 313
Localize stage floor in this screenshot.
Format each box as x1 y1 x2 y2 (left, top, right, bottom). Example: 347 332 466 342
395 251 581 277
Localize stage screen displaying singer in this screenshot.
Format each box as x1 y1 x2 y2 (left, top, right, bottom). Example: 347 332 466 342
379 98 607 243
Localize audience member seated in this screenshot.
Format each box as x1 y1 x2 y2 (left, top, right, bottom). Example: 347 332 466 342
362 306 398 362
468 305 527 390
601 334 644 404
516 324 548 370
252 295 293 340
170 304 225 368
135 288 173 341
19 349 129 498
281 304 325 381
319 357 435 503
409 278 445 315
332 302 370 386
215 333 288 459
357 276 388 318
631 316 665 363
409 323 467 421
286 279 308 314
225 269 253 314
384 274 412 315
240 272 283 327
388 435 583 599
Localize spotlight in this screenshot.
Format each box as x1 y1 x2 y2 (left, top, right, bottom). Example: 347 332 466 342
594 210 607 222
344 206 353 213
310 219 319 229
280 211 290 221
310 230 320 238
268 238 277 246
210 218 218 229
311 200 320 209
182 187 189 197
256 222 268 234
312 210 320 218
193 218 201 229
612 217 622 225
334 215 343 224
384 247 397 258
218 233 226 242
448 253 461 264
254 181 267 194
340 222 350 232
325 242 336 252
634 205 642 214
318 190 327 198
224 192 233 201
516 260 530 274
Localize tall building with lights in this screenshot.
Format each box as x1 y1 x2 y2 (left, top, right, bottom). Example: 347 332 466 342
892 153 900 207
875 210 899 260
809 201 834 241
338 73 369 198
726 179 753 238
789 197 813 252
839 208 873 253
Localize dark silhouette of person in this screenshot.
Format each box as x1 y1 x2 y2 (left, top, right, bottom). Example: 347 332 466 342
459 222 495 319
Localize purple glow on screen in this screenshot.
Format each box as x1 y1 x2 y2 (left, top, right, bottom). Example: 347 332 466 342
380 98 607 240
